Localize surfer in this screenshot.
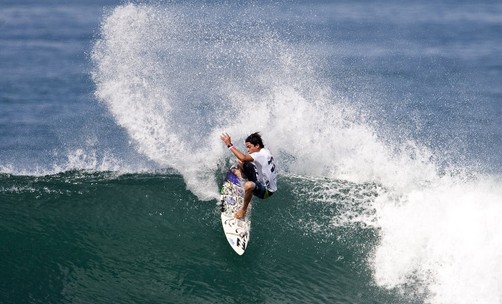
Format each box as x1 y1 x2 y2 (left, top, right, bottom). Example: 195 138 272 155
221 132 277 219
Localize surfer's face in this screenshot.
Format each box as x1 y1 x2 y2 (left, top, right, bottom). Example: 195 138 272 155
245 142 260 154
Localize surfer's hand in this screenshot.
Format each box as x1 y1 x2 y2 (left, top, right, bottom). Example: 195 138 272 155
220 132 232 146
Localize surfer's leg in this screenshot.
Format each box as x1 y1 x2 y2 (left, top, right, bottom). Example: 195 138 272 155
242 162 258 182
235 181 255 219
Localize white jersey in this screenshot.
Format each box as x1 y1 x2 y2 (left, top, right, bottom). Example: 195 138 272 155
250 148 277 192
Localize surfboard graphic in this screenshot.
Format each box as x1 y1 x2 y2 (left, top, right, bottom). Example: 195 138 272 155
219 170 251 255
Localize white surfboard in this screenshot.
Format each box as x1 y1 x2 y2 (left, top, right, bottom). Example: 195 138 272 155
219 170 251 255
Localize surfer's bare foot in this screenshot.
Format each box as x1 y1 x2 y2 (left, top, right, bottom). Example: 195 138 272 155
235 208 246 219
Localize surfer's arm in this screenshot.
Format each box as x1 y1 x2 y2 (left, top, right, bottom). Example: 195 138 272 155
229 146 253 162
220 132 254 162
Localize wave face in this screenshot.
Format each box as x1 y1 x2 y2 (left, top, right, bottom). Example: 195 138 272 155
0 172 397 303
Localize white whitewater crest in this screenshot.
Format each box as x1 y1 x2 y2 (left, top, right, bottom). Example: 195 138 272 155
373 174 502 303
0 148 141 177
91 3 502 303
91 3 434 197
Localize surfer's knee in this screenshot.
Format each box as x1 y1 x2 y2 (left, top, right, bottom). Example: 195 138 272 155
244 181 255 192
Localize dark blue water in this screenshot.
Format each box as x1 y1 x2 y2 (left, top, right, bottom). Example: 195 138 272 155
1 1 501 303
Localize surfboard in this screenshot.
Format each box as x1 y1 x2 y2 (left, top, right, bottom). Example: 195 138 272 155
219 170 251 255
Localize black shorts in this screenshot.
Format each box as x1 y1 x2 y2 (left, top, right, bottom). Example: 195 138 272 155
242 162 258 182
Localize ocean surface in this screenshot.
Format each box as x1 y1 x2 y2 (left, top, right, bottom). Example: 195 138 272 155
1 0 501 303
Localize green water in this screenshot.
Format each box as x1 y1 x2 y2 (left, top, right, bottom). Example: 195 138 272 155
0 172 415 303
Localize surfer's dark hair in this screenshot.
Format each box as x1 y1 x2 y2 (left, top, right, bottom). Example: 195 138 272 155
246 132 264 148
